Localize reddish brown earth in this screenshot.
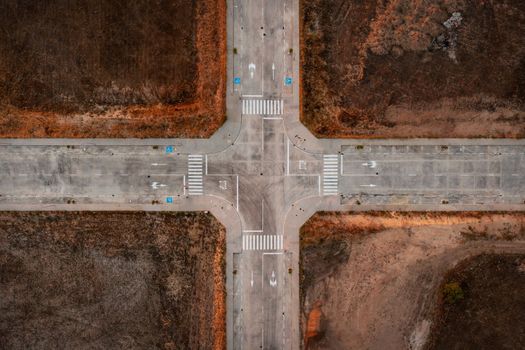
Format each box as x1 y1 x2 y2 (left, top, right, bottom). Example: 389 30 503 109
0 212 226 349
0 0 226 138
301 0 525 138
426 253 525 350
300 212 525 349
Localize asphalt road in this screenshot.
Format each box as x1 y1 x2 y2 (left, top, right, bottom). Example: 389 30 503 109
1 0 525 348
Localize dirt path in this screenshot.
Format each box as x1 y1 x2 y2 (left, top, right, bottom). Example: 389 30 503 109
300 212 525 349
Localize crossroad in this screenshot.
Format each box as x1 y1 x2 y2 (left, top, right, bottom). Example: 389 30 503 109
1 0 524 349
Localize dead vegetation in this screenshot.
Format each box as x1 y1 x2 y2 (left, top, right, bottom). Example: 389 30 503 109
0 0 226 138
301 0 525 138
426 254 525 349
0 212 226 349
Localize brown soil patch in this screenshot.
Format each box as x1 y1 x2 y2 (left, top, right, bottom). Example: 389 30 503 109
0 212 226 349
301 0 525 138
300 211 525 349
426 253 525 350
0 0 226 138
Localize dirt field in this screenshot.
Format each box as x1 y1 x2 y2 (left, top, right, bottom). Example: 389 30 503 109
301 0 525 138
0 0 226 138
426 253 525 350
300 212 525 349
0 212 226 349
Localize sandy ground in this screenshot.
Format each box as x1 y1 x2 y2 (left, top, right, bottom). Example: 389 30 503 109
0 0 226 138
300 212 525 349
301 0 525 138
0 212 226 349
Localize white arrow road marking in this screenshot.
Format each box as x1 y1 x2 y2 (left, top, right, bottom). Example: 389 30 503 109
151 163 167 166
269 270 277 287
361 161 377 168
272 63 275 81
360 184 377 188
249 63 256 79
251 271 254 287
151 182 167 190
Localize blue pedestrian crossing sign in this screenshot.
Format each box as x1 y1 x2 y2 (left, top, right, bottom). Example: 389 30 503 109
166 197 173 203
285 77 293 85
165 145 173 154
234 77 241 85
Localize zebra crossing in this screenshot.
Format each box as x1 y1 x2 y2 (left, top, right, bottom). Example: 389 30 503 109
187 155 204 196
242 234 284 251
322 155 339 195
242 99 284 115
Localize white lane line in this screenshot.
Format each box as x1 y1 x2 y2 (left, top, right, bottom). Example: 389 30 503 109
286 139 290 176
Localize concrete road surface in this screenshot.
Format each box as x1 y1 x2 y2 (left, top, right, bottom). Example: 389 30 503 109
1 0 525 348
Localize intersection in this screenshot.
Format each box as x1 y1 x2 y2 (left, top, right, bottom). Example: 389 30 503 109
1 0 525 349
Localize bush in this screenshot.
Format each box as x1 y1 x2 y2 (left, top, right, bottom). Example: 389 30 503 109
443 282 464 304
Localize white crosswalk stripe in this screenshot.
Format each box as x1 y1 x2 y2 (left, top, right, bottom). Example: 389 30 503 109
187 154 204 196
242 234 284 251
242 99 284 115
323 154 339 195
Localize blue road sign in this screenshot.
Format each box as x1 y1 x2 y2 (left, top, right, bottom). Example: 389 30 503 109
285 77 293 85
165 145 173 154
234 77 241 85
166 197 173 203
